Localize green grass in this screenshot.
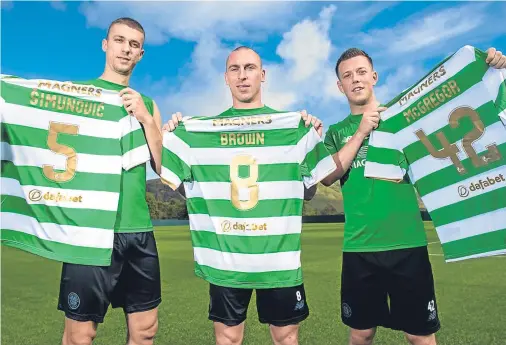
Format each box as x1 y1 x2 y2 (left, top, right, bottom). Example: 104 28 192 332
2 222 505 345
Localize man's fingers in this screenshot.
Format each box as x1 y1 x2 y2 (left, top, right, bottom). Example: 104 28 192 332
119 87 135 96
486 48 497 63
490 51 502 67
121 94 134 102
499 57 506 69
377 106 388 112
305 115 312 127
495 54 506 69
171 113 180 125
176 112 183 121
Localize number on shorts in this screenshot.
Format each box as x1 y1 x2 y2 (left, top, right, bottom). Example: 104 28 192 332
296 291 302 301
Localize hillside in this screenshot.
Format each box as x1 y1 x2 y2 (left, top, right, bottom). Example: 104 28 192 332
146 178 426 217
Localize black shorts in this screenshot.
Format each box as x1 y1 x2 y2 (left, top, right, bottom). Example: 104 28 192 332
57 231 161 323
341 246 440 336
208 283 309 327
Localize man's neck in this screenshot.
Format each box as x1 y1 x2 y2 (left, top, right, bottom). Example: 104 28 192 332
99 69 131 86
350 95 380 115
232 99 264 110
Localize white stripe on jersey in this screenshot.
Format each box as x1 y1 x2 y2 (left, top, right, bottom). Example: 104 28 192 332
193 247 301 272
184 112 301 132
2 102 120 139
2 143 122 175
184 181 304 200
2 212 114 248
1 178 120 211
189 214 302 236
436 207 506 244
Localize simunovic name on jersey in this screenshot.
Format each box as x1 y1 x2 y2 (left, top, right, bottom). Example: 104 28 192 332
1 75 150 266
160 107 336 289
364 45 506 262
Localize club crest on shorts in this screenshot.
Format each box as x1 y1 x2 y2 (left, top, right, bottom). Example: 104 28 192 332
342 302 352 318
68 292 80 310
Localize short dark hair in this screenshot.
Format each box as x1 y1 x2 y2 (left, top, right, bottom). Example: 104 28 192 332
226 45 263 69
106 17 145 40
335 48 373 79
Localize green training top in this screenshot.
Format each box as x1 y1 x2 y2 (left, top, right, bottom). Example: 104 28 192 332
81 79 154 233
324 114 427 252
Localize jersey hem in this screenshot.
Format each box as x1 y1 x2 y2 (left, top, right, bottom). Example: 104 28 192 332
114 227 153 233
1 240 112 266
342 241 428 253
195 270 303 289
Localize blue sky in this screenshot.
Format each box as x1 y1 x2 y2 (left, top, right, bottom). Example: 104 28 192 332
2 1 506 179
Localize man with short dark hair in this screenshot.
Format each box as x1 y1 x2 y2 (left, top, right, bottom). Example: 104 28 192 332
58 17 163 345
322 46 505 345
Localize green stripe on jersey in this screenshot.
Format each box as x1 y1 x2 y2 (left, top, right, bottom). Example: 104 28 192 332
161 107 335 288
1 81 125 122
187 198 303 218
2 161 120 193
365 45 506 263
2 195 116 229
195 264 303 289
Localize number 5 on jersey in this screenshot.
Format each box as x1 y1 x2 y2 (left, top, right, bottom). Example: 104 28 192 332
43 121 79 182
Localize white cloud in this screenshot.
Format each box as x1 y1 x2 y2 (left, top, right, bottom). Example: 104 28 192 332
356 2 505 64
276 5 335 82
360 4 484 55
152 5 343 121
375 64 426 104
79 1 298 45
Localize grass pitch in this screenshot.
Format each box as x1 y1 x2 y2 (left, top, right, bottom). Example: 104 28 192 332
2 222 505 345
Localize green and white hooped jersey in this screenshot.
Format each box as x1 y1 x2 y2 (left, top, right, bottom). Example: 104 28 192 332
161 107 336 288
365 45 506 262
1 76 150 266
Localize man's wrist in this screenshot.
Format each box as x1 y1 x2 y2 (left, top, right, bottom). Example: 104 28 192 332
354 131 367 141
139 114 154 126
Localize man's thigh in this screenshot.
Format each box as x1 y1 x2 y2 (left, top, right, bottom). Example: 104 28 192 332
111 232 162 314
340 252 390 330
387 246 441 336
208 283 253 326
255 284 309 326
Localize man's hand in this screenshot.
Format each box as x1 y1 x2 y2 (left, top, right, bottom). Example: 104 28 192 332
300 109 323 137
486 48 506 69
119 88 152 124
162 112 183 132
357 107 387 137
